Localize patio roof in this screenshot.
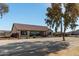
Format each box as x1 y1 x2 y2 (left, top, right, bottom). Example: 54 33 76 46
12 23 49 31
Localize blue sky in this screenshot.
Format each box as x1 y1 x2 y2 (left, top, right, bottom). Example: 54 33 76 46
0 3 49 30
0 3 79 32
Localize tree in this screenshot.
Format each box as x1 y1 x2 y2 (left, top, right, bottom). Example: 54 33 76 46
63 3 79 40
45 3 79 41
45 4 62 32
0 3 8 18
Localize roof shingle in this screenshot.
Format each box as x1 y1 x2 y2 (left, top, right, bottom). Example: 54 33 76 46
13 23 49 31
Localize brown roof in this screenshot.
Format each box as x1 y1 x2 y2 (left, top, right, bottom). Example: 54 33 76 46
13 23 49 31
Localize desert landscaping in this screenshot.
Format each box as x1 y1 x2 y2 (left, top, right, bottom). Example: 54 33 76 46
0 3 79 56
0 37 79 56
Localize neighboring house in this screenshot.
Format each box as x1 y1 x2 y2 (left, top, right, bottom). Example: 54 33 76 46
11 23 52 39
0 30 10 38
67 30 79 37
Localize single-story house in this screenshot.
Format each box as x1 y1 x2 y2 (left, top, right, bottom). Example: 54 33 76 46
11 23 53 39
67 30 79 37
0 30 10 38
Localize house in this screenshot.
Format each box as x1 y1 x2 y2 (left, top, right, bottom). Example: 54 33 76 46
67 30 79 37
0 30 10 38
11 23 52 39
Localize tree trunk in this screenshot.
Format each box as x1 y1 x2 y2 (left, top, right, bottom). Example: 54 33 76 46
62 27 66 41
61 19 62 37
61 3 63 37
62 33 65 41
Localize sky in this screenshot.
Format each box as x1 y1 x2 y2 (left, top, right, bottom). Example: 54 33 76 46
0 3 49 31
0 3 79 32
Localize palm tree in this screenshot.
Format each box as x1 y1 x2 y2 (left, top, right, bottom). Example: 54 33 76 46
0 3 8 18
45 3 79 41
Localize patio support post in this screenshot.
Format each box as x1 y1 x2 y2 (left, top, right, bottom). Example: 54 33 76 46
27 31 30 39
17 31 21 39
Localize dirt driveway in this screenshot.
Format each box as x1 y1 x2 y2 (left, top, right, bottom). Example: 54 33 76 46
0 37 79 56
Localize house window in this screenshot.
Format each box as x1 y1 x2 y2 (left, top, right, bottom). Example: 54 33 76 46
30 31 40 36
21 31 27 35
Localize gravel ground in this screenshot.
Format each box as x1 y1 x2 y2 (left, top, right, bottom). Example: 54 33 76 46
0 37 79 56
0 37 79 47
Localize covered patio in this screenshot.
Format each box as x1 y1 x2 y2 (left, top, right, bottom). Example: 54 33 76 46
11 23 52 39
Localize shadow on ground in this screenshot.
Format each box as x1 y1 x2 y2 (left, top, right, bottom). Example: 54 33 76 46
0 41 69 56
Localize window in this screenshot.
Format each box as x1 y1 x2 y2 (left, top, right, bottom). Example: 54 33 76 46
21 31 27 35
30 31 40 36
